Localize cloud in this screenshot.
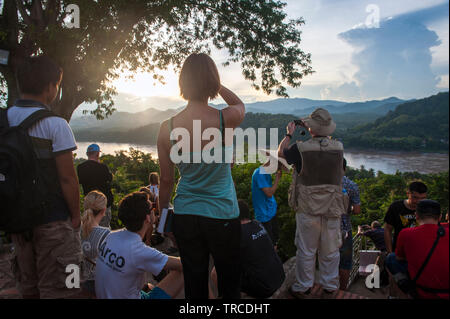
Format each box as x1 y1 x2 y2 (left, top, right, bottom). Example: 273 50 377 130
320 82 362 101
437 75 449 88
322 2 448 100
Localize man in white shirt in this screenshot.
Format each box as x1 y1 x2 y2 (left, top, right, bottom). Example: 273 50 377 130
6 56 82 299
95 191 184 299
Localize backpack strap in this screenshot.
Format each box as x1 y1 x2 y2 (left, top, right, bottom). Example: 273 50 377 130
18 109 56 131
219 109 225 147
410 225 447 294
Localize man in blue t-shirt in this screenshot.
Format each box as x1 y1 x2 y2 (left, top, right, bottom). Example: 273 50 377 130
251 162 282 248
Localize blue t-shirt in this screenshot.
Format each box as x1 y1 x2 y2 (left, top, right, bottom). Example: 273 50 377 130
251 166 277 223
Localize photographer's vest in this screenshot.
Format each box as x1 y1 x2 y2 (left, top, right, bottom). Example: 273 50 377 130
288 137 347 217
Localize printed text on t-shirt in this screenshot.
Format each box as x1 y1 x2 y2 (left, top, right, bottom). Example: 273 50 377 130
98 241 126 272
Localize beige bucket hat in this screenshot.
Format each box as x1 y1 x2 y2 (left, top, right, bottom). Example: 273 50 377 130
301 108 336 136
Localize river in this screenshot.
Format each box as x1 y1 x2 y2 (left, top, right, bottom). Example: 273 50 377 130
75 142 449 175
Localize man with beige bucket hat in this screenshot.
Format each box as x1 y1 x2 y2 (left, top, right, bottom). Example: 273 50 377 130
278 108 347 299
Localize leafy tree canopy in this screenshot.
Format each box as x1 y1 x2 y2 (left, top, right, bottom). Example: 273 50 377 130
0 0 313 120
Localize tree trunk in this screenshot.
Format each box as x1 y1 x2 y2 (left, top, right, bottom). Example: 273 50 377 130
2 66 19 107
51 80 82 122
51 96 81 123
0 0 32 107
1 0 18 106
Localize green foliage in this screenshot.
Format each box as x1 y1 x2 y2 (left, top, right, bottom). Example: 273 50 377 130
0 0 312 119
76 148 160 229
74 123 161 145
231 162 260 212
233 164 449 262
0 74 7 107
74 148 449 263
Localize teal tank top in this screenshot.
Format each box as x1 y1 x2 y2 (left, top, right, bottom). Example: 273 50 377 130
168 110 239 220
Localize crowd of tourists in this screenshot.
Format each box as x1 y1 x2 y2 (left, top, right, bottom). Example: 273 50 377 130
0 54 448 300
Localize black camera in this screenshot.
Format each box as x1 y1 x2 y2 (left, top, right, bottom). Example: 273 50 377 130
293 119 307 136
294 119 305 127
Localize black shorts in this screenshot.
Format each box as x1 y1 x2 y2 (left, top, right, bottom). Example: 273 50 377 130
241 271 275 299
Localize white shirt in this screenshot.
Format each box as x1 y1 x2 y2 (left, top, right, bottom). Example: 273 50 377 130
95 229 168 299
7 106 77 155
148 185 159 197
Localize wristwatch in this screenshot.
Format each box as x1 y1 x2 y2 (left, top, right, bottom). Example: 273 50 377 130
286 134 292 138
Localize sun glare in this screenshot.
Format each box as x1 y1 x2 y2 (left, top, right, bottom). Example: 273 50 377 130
113 69 181 98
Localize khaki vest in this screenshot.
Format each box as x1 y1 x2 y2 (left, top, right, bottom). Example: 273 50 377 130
288 137 347 217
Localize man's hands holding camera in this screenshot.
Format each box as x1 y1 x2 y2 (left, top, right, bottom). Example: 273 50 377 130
286 122 296 136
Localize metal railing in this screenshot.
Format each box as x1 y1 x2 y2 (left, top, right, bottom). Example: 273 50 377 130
347 233 364 289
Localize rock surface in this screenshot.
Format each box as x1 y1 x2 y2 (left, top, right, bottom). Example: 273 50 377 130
0 241 385 299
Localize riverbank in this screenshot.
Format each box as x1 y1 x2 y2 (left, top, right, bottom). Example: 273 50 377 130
344 147 449 155
74 142 449 175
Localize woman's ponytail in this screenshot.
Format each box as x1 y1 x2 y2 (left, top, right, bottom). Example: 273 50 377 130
81 190 107 239
81 208 95 240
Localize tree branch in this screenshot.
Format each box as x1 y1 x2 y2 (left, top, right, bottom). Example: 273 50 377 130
30 0 45 29
15 0 32 26
45 0 61 25
3 0 19 47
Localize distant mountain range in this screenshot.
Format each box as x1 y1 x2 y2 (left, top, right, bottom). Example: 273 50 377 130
70 96 410 132
245 96 408 116
70 107 178 131
71 92 448 152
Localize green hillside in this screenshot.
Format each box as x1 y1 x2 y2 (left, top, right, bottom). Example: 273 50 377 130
74 111 378 146
74 92 449 152
74 122 161 145
338 92 449 151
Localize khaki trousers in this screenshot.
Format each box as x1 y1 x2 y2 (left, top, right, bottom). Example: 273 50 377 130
292 213 342 292
11 219 82 299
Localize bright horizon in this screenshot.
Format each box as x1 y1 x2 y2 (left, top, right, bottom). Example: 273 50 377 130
76 0 449 116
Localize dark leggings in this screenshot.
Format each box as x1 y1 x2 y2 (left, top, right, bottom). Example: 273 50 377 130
173 214 241 299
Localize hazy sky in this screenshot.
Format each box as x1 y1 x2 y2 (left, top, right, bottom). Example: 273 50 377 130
77 0 449 115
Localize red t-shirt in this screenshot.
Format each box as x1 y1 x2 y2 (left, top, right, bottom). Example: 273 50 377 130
396 223 449 299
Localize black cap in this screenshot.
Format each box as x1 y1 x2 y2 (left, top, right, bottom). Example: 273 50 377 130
417 200 441 216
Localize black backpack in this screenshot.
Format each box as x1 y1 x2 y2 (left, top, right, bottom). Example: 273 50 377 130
0 107 55 233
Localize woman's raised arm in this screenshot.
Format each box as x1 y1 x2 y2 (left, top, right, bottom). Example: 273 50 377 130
157 120 175 213
220 85 245 129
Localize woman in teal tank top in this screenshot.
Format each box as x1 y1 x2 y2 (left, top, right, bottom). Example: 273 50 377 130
157 53 245 299
168 109 239 220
